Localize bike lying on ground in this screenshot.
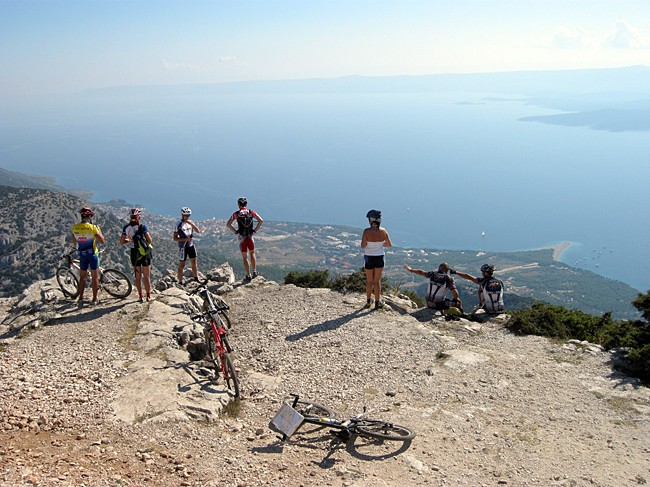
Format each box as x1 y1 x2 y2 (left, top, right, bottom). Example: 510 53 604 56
187 281 239 398
56 250 132 299
270 394 416 443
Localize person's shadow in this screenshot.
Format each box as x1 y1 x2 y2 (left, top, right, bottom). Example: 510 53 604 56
285 309 364 342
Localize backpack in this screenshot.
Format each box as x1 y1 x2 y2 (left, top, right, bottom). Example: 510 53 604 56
426 272 451 304
479 277 504 313
134 225 153 257
237 209 255 237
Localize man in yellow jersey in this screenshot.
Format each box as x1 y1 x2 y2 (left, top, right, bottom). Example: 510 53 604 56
71 207 105 304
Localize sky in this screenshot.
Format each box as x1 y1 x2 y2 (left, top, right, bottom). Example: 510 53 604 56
1 0 650 98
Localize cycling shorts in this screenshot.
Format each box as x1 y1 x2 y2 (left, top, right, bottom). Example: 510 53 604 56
130 248 151 267
179 245 197 261
78 249 99 271
239 235 255 252
427 298 454 310
364 255 384 270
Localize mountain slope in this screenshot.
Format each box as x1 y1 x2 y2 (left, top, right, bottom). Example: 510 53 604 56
0 277 648 486
0 185 641 318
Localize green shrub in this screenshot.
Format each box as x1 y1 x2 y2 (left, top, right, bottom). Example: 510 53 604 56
284 269 331 288
509 294 650 384
508 302 602 341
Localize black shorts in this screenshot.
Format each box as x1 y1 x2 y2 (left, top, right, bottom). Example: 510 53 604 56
364 255 385 270
427 298 453 310
179 245 197 261
130 248 151 267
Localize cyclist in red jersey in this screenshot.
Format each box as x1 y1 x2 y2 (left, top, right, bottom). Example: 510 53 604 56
227 197 263 282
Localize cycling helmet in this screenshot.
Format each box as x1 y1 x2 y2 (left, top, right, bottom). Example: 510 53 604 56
80 207 94 218
366 209 382 221
181 207 192 216
237 197 247 207
480 264 495 274
130 208 142 218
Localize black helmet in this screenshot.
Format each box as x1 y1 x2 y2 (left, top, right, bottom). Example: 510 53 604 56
480 264 495 274
366 209 382 221
238 197 247 207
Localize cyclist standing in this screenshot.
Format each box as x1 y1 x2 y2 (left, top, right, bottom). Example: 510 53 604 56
173 207 201 285
361 209 392 309
120 208 153 302
71 207 105 304
227 197 263 282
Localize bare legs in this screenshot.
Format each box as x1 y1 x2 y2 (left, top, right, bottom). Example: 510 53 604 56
134 265 152 299
177 258 198 284
365 267 383 304
241 250 256 278
78 269 99 302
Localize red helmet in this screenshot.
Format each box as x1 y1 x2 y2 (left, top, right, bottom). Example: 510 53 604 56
130 208 142 218
80 207 94 218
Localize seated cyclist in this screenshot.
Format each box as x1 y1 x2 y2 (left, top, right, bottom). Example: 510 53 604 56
403 262 462 315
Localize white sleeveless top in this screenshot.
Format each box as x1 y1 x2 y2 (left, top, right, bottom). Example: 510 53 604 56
364 240 385 256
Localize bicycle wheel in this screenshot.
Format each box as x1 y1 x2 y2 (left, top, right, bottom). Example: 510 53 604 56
292 400 336 434
221 332 233 353
219 310 233 330
205 329 220 371
56 268 79 298
293 400 335 419
220 352 240 398
101 269 132 298
355 419 416 441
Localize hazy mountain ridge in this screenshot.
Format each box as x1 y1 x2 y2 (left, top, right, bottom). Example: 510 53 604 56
83 66 650 97
0 168 93 199
0 184 639 318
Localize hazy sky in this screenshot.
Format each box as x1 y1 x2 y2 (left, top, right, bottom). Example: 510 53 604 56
2 0 650 97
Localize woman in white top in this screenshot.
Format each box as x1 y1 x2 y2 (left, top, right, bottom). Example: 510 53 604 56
361 209 392 309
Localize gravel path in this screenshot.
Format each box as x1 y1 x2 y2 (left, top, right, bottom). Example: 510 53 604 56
1 278 649 486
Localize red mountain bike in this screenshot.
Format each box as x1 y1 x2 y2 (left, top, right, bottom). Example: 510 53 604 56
188 281 239 398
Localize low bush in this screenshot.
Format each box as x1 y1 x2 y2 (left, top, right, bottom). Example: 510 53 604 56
284 269 330 288
509 291 650 383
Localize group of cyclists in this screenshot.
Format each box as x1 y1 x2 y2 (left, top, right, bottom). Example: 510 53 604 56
69 197 264 304
70 201 503 317
361 209 505 319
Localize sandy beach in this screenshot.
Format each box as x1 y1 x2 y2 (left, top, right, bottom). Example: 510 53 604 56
551 241 572 261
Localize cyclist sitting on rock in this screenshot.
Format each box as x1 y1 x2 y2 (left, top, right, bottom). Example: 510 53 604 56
454 264 505 317
71 207 105 305
227 197 263 282
173 207 201 285
403 262 462 315
120 208 153 302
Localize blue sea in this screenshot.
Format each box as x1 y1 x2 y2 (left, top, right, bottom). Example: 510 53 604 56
2 90 649 291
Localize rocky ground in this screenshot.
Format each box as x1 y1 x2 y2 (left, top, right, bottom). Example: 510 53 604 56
1 270 649 487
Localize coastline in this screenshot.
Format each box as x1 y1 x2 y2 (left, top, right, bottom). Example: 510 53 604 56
551 241 572 261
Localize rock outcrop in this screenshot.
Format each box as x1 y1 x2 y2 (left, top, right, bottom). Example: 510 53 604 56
1 272 648 486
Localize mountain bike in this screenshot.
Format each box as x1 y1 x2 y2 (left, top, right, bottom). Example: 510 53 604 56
187 283 239 398
56 250 132 299
270 394 415 444
188 278 233 329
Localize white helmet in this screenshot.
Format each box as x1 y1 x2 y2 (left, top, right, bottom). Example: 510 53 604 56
181 207 192 216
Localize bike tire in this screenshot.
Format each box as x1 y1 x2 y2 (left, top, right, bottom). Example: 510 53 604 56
355 419 416 441
292 400 336 434
205 329 220 371
221 332 233 353
219 310 233 330
292 400 335 420
56 268 79 298
101 269 132 298
220 352 240 398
